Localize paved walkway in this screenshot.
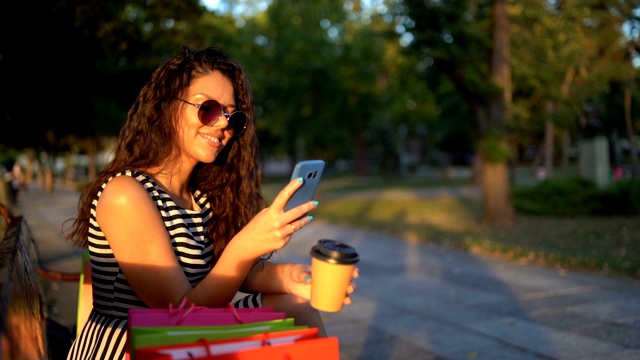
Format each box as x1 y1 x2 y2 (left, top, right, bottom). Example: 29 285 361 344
15 184 640 360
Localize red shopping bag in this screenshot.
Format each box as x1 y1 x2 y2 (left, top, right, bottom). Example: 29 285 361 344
128 298 286 327
212 337 340 360
134 327 339 360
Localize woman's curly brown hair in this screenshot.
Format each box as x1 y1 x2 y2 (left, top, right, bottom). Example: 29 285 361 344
64 46 266 259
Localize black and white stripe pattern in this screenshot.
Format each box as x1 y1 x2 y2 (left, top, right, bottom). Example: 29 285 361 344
67 170 263 360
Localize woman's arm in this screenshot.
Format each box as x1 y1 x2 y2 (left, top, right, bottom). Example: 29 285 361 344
97 175 199 307
98 176 317 308
243 260 358 306
242 261 310 297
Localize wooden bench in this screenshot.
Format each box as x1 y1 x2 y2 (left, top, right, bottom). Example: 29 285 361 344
0 202 83 360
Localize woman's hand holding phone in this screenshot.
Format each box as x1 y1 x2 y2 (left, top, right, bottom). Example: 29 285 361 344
231 169 321 257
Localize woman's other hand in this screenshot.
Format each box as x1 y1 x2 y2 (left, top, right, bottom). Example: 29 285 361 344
285 264 359 306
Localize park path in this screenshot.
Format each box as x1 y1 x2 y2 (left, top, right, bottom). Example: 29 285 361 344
16 183 640 360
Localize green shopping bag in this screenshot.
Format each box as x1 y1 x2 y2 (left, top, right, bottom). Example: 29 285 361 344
129 318 303 358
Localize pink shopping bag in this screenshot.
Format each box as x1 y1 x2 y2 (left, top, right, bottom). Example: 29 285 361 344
128 298 286 327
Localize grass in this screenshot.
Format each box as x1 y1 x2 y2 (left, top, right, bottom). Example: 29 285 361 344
263 173 640 279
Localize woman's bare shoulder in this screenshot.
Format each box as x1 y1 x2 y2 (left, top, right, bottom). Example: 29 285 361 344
99 174 151 209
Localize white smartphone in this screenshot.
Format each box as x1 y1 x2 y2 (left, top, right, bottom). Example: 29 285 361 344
284 160 325 212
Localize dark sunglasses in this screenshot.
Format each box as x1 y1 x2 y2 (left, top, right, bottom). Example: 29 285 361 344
179 99 247 136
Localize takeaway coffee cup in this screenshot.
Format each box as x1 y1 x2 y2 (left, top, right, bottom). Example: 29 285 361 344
309 239 359 312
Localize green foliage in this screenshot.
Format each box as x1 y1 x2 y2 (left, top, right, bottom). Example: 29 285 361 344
400 0 493 135
478 133 510 163
590 179 640 215
0 0 206 152
0 149 20 169
513 177 640 216
240 0 350 162
513 177 595 215
509 0 633 139
1 0 638 180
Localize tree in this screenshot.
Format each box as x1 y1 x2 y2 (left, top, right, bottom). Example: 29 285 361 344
398 0 515 225
609 1 640 177
482 0 515 225
241 0 349 167
511 0 635 179
0 0 206 189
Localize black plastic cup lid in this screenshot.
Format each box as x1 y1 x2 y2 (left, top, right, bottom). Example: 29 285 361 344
310 239 359 265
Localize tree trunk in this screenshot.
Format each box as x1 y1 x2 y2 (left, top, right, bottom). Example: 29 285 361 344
561 129 570 174
488 0 511 132
558 68 575 176
88 150 97 180
44 168 54 195
481 0 514 226
36 162 44 187
544 119 554 178
65 153 74 188
472 154 483 185
38 152 54 194
25 150 36 186
354 133 368 176
83 136 99 181
481 159 514 226
625 73 638 177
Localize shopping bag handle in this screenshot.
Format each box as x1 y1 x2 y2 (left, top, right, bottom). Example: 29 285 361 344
168 298 246 325
186 332 283 359
226 302 245 324
187 339 212 359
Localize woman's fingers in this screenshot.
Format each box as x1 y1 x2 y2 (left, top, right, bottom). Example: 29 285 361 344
294 264 312 284
273 178 318 216
261 178 321 242
343 268 358 304
282 213 316 237
342 282 357 305
272 177 304 209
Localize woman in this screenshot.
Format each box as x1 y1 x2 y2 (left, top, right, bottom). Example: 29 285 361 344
65 46 356 359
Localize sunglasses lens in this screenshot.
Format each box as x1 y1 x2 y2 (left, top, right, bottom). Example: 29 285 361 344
228 112 247 136
198 99 223 126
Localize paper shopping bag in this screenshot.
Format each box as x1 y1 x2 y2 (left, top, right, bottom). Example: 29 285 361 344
135 327 320 360
186 336 340 360
128 303 285 327
129 318 303 356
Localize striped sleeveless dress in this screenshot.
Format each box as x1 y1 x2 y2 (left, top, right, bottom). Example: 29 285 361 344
67 170 263 360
